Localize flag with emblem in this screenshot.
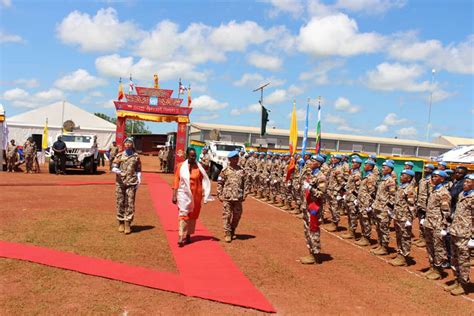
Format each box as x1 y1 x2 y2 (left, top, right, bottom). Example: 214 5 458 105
117 79 124 101
286 100 298 180
187 85 192 107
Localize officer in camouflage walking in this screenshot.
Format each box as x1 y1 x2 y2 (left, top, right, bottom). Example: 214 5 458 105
390 169 417 266
112 137 142 235
217 150 248 243
23 137 37 174
300 154 327 264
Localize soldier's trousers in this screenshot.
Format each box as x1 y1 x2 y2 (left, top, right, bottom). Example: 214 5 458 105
116 184 137 222
25 154 34 172
7 156 17 171
373 208 390 247
450 235 470 285
394 220 412 257
283 182 293 204
222 201 243 234
359 206 372 239
303 211 321 256
424 227 447 268
328 192 340 224
346 200 359 232
270 180 280 200
292 182 302 210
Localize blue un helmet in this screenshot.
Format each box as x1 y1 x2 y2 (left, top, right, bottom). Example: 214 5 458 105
401 169 415 177
383 161 395 169
432 170 448 178
352 156 362 164
228 150 239 159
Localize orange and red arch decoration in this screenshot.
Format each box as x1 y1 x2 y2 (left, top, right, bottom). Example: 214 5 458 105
114 86 192 166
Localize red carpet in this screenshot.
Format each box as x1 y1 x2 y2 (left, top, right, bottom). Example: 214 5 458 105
145 173 275 312
0 173 276 313
0 181 116 187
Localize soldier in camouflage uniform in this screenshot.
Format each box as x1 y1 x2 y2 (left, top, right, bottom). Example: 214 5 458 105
371 161 397 255
255 152 266 199
269 154 281 204
444 174 473 295
341 156 362 239
199 146 211 175
326 154 346 232
367 154 380 177
281 154 293 210
112 137 142 235
6 139 18 172
422 170 451 280
403 161 416 185
245 151 256 195
23 137 37 174
390 169 417 266
238 149 247 168
415 164 435 247
261 152 273 201
217 150 248 243
300 155 327 264
290 154 302 212
355 160 378 246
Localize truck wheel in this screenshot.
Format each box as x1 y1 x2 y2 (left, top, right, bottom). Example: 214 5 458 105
49 159 55 174
84 158 93 174
210 164 221 181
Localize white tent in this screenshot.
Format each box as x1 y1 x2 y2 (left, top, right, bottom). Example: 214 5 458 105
6 101 116 150
436 145 474 164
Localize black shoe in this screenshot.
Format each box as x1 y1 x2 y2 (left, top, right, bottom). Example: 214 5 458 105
186 235 191 244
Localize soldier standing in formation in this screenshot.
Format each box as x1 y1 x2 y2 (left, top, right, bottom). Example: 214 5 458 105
112 137 142 235
355 160 378 247
326 154 345 232
415 164 435 247
109 141 119 171
341 156 362 239
23 137 37 174
6 139 18 172
217 150 248 243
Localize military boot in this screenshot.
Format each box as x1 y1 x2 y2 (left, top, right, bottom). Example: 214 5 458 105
270 196 276 204
256 192 262 199
299 254 316 264
389 254 407 266
444 281 459 292
118 221 125 233
373 245 388 256
281 202 290 211
415 237 426 247
326 222 337 232
422 267 434 276
355 237 370 246
224 233 232 243
370 244 381 253
124 221 131 234
340 229 355 239
277 199 284 207
450 283 466 296
426 268 442 280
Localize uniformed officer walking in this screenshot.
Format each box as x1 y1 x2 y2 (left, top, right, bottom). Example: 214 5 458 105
6 139 18 172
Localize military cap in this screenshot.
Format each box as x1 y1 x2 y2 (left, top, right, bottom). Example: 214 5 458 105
310 154 325 163
333 154 342 159
386 159 395 164
445 169 454 175
369 154 377 159
228 150 239 158
267 151 273 156
401 169 415 177
432 170 448 178
405 161 414 167
124 137 134 143
240 148 246 152
249 150 254 153
465 174 474 180
383 161 394 169
365 160 376 166
352 156 362 164
425 164 435 170
439 161 447 167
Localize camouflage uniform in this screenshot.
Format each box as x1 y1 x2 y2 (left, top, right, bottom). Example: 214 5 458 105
263 158 273 199
320 162 331 220
373 164 380 178
424 183 451 270
303 168 327 255
217 164 248 236
109 144 119 170
6 143 18 172
417 174 431 241
298 162 312 212
256 157 266 197
269 158 281 202
372 174 397 248
245 155 256 193
327 162 346 225
281 159 293 207
238 153 247 168
23 140 37 173
115 152 142 222
449 190 473 286
358 171 378 239
291 161 303 211
393 182 417 257
344 167 362 233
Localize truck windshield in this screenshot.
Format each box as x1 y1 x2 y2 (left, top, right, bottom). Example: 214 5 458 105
62 135 92 143
215 145 243 151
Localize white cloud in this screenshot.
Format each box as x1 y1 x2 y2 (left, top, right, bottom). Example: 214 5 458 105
13 78 40 88
299 59 345 84
325 113 361 133
191 95 228 111
298 13 384 57
264 0 305 18
334 97 360 113
210 21 271 52
397 127 417 138
288 108 312 121
374 124 389 133
95 54 134 77
54 69 107 91
335 0 406 15
98 99 115 108
430 89 455 103
247 52 282 71
383 113 408 126
231 103 261 115
1 0 12 7
0 30 24 43
266 89 288 104
56 8 141 52
366 62 432 92
233 73 286 88
2 88 29 100
3 88 65 108
81 91 105 104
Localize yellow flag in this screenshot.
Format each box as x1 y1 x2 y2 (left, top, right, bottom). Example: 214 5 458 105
289 100 298 155
42 118 48 149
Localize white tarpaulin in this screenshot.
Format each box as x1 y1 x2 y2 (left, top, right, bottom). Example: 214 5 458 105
436 145 474 164
6 101 116 150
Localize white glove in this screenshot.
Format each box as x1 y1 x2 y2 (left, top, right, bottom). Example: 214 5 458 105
336 195 342 201
405 220 412 227
342 195 346 200
420 219 425 226
366 207 372 213
112 167 121 174
303 182 311 190
273 179 277 184
440 229 447 237
137 172 142 186
354 199 358 206
468 239 474 249
387 210 393 218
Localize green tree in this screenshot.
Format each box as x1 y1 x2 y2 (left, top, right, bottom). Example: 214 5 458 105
94 113 151 135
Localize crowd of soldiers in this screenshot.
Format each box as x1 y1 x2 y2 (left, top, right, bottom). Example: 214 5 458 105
225 149 472 296
5 137 40 173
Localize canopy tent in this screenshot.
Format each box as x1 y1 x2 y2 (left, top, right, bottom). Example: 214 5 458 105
436 145 474 164
6 101 116 150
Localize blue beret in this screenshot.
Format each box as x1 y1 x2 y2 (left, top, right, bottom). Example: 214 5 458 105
320 153 327 159
425 164 435 170
433 170 448 178
405 161 414 167
228 150 239 158
439 161 447 167
369 154 377 159
445 169 454 175
310 154 325 163
365 160 376 166
402 169 415 177
383 161 394 169
249 150 254 153
465 174 474 180
386 159 395 164
342 154 349 158
333 154 342 159
352 157 362 164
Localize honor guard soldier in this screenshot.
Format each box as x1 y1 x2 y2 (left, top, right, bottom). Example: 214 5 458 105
355 160 378 247
415 164 435 247
341 156 362 239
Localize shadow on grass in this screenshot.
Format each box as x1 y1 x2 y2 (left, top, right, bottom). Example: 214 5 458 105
131 225 155 233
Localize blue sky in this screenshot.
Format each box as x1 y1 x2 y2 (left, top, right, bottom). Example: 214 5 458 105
1 0 473 140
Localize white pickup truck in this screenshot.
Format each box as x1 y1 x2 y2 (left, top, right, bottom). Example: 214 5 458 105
207 141 246 180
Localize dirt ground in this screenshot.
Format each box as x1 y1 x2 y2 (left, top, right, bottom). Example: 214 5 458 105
1 156 473 315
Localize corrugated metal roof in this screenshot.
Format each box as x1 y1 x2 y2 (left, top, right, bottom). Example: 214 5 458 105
190 122 452 149
435 135 474 146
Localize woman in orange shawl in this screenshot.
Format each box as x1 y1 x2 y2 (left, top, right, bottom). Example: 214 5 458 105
172 148 212 247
